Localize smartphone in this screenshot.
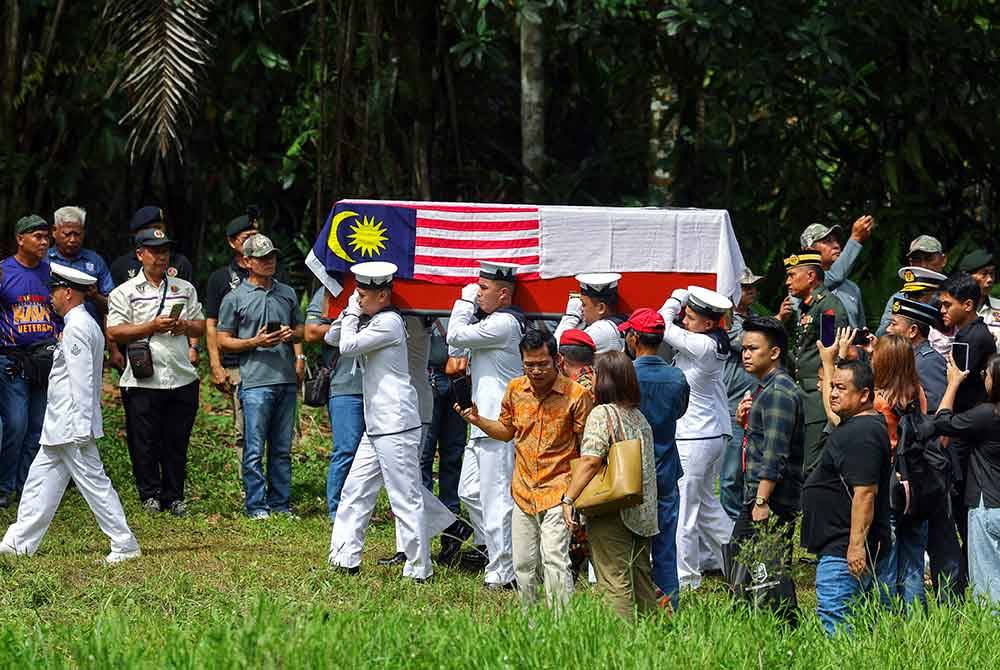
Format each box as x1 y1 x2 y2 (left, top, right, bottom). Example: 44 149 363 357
820 313 836 347
168 303 184 319
449 375 473 411
266 322 282 334
951 342 970 372
851 328 871 346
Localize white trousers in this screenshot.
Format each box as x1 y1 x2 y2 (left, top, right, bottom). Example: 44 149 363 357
1 441 139 556
511 505 572 609
394 425 455 552
676 436 734 589
330 430 455 579
458 436 515 584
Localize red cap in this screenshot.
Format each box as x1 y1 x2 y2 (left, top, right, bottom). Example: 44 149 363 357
558 328 596 350
618 308 665 334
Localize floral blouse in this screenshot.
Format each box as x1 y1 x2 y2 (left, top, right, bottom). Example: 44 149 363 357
580 403 659 537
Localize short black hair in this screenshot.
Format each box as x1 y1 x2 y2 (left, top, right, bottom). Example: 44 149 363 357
558 343 594 365
635 331 664 349
940 272 981 306
520 328 557 358
899 315 931 339
742 315 788 355
835 359 875 399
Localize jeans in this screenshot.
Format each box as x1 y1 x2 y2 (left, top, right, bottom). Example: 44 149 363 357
968 495 1000 607
240 383 297 515
651 485 680 611
326 394 365 521
0 359 49 494
420 371 466 514
816 554 884 636
719 420 744 520
876 511 928 611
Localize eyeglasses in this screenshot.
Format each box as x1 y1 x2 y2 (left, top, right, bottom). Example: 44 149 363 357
523 360 553 371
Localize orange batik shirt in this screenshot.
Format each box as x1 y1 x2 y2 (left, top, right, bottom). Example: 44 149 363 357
498 373 594 515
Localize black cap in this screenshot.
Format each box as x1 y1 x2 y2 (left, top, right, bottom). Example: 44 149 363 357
129 206 164 233
959 248 994 273
226 215 258 238
891 297 941 329
134 228 174 248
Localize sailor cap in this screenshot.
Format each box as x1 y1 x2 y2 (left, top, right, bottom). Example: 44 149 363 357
49 263 97 292
687 285 733 317
352 261 398 288
479 261 519 282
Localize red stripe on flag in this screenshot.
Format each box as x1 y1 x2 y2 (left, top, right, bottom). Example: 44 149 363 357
414 255 540 268
415 218 538 232
415 236 539 249
413 272 541 284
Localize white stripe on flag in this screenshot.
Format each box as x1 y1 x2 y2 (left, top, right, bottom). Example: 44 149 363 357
413 264 540 277
305 250 343 297
414 246 538 259
414 227 538 240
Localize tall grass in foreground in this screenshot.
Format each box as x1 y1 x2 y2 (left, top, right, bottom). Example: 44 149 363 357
0 592 997 669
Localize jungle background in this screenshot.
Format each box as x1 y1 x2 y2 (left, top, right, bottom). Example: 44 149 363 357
2 0 1000 321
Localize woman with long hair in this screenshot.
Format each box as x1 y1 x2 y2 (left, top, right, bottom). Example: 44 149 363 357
933 354 1000 607
562 351 659 618
871 334 927 611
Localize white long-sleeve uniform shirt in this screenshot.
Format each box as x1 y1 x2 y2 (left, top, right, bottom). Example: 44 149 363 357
659 299 731 440
447 300 522 440
40 304 104 446
330 308 420 437
554 315 624 354
404 316 434 424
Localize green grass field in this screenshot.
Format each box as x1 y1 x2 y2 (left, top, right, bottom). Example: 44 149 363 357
1 372 998 668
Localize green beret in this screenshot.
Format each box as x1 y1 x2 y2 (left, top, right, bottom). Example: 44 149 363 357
15 214 49 235
959 248 994 273
226 215 258 238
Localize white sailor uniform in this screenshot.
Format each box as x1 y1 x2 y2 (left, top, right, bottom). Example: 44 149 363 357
555 314 624 354
1 303 139 558
447 298 522 585
659 289 734 590
327 304 454 579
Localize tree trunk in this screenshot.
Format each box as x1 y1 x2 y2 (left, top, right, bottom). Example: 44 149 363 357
316 0 328 231
0 0 21 238
520 3 544 201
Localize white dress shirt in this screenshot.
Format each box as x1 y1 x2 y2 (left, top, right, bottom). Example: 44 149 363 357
107 271 204 389
336 309 420 437
447 300 523 440
659 299 730 439
40 304 104 446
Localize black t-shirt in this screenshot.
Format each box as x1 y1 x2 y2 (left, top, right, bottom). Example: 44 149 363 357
110 251 194 287
801 413 891 558
954 318 994 413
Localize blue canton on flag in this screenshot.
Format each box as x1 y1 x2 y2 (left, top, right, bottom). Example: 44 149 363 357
306 202 417 296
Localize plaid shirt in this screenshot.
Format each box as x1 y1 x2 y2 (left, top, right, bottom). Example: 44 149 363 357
743 367 804 511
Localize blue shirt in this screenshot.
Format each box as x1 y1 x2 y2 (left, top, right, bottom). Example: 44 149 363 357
633 355 690 493
48 247 114 323
914 338 947 413
0 256 56 347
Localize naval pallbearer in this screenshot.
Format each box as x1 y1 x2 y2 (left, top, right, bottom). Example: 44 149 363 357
326 262 455 582
555 273 625 354
0 265 140 562
659 285 735 590
447 261 527 589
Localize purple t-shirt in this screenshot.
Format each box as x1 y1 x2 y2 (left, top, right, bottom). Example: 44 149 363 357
0 256 55 347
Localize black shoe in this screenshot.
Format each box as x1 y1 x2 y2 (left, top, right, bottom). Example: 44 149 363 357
377 551 407 566
702 567 723 578
484 580 516 592
332 565 360 576
411 575 433 585
437 536 462 566
0 492 10 509
459 545 488 571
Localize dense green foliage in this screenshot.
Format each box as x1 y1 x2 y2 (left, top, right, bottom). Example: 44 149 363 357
2 1 999 320
1 372 999 668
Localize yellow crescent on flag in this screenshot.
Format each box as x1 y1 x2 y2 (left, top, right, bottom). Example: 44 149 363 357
328 210 357 263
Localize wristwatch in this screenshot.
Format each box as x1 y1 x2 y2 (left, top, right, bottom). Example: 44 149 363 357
561 495 575 506
296 354 307 361
754 496 769 507
189 343 203 353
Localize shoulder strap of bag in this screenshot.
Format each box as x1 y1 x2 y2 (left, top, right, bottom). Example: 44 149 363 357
155 277 168 318
606 404 627 443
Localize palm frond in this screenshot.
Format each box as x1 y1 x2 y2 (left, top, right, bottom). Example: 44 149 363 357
103 0 214 162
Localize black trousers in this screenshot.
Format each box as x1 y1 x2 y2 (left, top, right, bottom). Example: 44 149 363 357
726 502 799 625
122 381 199 505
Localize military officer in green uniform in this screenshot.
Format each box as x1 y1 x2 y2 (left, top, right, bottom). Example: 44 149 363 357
777 250 849 474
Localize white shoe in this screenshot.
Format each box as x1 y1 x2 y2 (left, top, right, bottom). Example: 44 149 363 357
248 510 270 520
104 549 141 564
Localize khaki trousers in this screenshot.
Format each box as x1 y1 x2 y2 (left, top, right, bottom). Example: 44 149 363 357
511 504 572 608
587 513 659 619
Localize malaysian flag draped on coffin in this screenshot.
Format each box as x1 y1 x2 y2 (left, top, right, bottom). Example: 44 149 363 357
306 200 744 304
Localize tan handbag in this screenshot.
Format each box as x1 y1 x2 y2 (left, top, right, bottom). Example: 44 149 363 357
570 405 644 517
